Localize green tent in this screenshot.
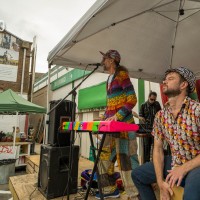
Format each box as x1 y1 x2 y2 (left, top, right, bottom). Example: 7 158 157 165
0 89 46 113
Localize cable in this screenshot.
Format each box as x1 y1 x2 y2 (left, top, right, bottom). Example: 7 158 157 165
61 127 78 199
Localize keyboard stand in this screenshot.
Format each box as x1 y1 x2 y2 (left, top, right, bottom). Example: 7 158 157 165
84 131 106 200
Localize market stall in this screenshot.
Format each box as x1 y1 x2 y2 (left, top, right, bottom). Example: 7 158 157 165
0 89 46 160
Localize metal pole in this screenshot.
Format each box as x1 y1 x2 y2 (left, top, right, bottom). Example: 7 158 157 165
20 48 26 96
13 112 18 148
45 63 51 144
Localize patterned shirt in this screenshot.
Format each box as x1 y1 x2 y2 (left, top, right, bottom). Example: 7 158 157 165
152 97 200 167
104 70 137 123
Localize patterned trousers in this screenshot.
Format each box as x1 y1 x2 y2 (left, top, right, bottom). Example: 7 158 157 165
98 131 139 199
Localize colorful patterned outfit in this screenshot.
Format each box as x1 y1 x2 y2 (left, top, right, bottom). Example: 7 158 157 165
99 70 139 199
152 96 200 167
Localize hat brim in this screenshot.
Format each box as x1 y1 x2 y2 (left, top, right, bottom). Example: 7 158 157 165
165 68 176 75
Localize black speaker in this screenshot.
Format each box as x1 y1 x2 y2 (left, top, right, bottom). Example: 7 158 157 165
38 144 79 199
48 100 75 146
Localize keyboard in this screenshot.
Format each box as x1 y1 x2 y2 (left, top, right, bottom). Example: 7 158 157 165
62 121 139 132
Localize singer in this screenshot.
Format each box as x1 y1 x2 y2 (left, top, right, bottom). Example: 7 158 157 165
96 50 139 199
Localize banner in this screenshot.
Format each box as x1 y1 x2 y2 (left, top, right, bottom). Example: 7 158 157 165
0 32 20 82
0 145 17 159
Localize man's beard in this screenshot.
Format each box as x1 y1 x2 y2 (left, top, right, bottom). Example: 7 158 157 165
163 87 181 97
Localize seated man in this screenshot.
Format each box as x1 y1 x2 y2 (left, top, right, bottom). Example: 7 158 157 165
132 67 200 200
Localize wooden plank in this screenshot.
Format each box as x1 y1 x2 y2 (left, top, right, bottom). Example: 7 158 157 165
35 165 39 173
25 155 40 166
35 116 44 144
9 178 19 200
9 174 44 200
26 160 35 168
26 168 32 174
25 155 40 174
26 163 35 174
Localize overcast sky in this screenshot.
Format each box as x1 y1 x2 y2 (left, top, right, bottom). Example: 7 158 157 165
0 0 96 73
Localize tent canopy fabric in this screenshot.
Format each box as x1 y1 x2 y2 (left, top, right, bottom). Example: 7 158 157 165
48 0 200 83
0 89 46 114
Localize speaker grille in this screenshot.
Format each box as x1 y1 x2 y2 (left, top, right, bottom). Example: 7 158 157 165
40 154 48 191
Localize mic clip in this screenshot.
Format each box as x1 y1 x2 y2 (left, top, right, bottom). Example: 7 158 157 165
88 63 101 66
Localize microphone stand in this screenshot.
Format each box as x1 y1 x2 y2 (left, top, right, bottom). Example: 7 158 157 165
47 65 100 200
47 64 100 116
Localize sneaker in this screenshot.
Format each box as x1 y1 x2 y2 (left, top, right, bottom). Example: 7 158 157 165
95 188 120 199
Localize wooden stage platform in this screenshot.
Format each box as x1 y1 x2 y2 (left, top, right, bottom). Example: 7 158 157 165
9 154 172 200
8 155 100 200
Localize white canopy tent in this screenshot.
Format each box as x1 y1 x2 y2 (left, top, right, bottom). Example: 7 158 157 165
48 0 200 82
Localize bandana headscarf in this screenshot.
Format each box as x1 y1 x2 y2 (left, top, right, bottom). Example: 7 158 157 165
165 67 196 93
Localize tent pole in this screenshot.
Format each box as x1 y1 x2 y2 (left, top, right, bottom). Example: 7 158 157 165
169 0 182 67
45 63 51 144
13 111 18 147
43 114 46 145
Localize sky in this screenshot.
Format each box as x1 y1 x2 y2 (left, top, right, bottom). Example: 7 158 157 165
0 0 96 73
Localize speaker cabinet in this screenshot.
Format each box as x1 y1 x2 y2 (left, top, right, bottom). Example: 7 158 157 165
38 145 79 199
48 100 75 146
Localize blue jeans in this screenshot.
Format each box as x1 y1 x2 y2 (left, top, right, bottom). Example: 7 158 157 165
131 156 200 200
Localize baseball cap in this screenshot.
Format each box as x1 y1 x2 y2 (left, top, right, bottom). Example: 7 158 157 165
165 67 196 93
100 50 121 63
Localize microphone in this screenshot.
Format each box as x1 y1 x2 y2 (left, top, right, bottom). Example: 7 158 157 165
88 63 101 66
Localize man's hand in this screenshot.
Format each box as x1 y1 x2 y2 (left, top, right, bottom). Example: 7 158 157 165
159 181 173 200
166 166 187 188
132 111 139 118
105 115 117 121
